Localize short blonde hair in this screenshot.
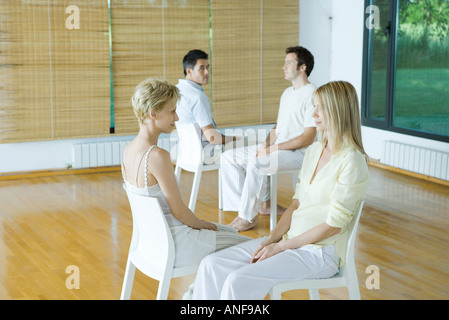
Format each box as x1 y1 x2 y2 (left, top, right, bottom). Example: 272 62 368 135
314 81 368 161
131 78 180 124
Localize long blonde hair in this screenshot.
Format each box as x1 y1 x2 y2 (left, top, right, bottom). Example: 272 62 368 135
314 81 368 161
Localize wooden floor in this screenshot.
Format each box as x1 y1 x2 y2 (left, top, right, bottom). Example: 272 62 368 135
0 165 448 300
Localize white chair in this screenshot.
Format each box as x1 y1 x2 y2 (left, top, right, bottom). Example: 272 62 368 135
174 122 222 213
120 188 198 300
264 169 299 230
269 200 365 300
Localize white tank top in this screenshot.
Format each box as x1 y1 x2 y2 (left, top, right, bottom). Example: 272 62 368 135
123 145 183 228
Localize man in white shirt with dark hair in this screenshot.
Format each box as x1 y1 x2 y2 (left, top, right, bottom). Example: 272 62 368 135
221 46 317 232
176 49 237 164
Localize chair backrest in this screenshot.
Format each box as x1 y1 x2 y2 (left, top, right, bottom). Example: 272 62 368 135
341 200 364 275
175 122 204 169
124 187 175 273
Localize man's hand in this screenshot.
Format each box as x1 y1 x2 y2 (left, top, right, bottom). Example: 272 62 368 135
256 144 278 157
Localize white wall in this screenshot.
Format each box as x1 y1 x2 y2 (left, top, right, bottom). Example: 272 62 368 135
0 135 135 173
299 0 332 87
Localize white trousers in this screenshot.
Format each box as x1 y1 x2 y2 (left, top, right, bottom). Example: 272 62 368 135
214 224 252 251
173 223 251 268
220 144 304 222
203 136 253 165
192 237 340 300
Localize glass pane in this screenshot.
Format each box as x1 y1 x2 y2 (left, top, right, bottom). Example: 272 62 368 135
394 0 449 137
368 0 390 121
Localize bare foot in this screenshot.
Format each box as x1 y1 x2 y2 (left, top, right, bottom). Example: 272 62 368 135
227 216 241 228
259 204 286 216
229 216 258 232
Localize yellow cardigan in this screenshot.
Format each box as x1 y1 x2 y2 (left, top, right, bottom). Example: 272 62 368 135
284 141 369 266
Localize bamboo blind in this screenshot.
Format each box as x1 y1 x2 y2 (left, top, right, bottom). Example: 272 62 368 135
261 0 300 123
0 1 110 143
211 0 262 127
0 1 53 142
211 0 299 128
111 0 210 135
164 1 211 98
49 1 110 139
0 0 298 143
110 1 163 135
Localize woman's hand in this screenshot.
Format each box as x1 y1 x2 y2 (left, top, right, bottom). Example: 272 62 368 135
250 240 269 263
251 238 281 263
251 242 284 263
199 220 218 231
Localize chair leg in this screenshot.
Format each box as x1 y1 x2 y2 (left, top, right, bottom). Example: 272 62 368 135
189 170 202 213
120 259 136 300
308 289 320 300
347 276 361 300
269 287 282 300
174 164 181 183
218 168 223 210
156 276 172 300
348 286 361 300
270 175 278 231
345 261 361 300
291 173 298 191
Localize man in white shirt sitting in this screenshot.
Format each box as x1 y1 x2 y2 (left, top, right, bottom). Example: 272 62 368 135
221 46 317 232
176 49 237 164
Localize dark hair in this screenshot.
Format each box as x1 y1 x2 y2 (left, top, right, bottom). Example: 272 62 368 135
182 49 208 76
285 46 314 77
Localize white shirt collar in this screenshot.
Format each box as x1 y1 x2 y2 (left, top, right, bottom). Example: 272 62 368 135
178 78 203 91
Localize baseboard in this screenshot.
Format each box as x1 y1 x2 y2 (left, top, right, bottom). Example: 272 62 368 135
369 159 449 187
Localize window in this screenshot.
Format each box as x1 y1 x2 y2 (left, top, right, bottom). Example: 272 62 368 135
362 0 449 143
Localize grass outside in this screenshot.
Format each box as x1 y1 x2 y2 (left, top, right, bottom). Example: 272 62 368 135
370 68 449 136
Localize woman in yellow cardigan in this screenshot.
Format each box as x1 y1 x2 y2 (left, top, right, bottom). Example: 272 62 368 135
189 81 370 300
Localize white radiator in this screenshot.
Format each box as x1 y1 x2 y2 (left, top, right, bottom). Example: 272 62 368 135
381 141 449 181
72 136 177 169
72 140 131 169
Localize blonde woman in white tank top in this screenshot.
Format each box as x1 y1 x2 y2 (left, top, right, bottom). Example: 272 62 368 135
121 79 250 269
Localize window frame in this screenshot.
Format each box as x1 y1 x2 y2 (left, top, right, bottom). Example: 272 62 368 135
362 0 449 143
